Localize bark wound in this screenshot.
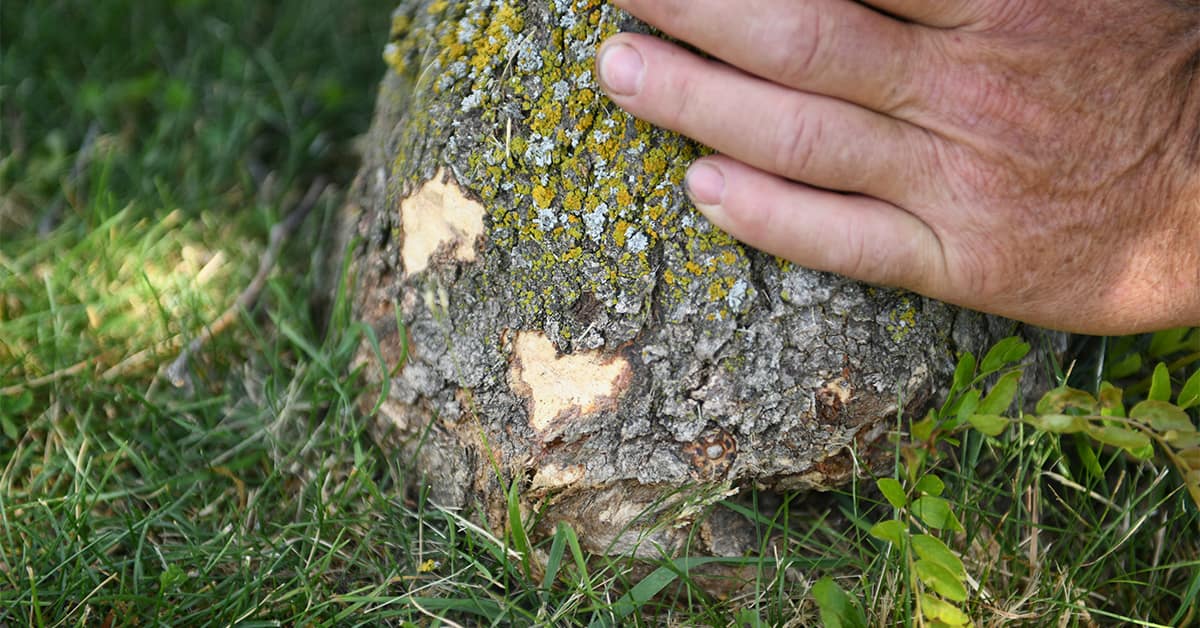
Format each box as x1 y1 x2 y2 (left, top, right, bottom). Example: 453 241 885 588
507 331 631 436
400 169 485 275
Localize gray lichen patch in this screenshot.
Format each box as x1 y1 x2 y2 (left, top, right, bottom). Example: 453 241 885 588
399 169 486 275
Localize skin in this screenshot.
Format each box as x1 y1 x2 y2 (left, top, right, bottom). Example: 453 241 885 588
595 0 1200 334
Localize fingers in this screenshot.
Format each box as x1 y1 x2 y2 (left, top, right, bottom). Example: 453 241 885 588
610 0 942 116
597 35 938 205
857 0 984 28
684 156 948 293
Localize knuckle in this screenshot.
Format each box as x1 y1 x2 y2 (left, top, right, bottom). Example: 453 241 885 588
772 103 822 178
836 222 874 282
947 228 1006 299
663 69 705 131
765 7 825 84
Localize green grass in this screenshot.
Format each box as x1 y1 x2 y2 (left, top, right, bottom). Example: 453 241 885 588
2 1 1198 625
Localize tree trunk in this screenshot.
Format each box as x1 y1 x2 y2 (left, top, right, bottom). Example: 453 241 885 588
339 0 1051 570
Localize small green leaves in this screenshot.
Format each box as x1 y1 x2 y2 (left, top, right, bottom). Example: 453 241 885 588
979 337 1029 375
1098 382 1125 417
911 410 937 442
1085 424 1151 451
877 478 908 509
1036 386 1098 415
1107 351 1142 379
952 389 981 426
915 561 967 603
1149 362 1172 402
869 519 908 546
1022 414 1087 434
1148 327 1193 358
976 371 1021 416
967 414 1009 437
921 594 970 626
1179 447 1200 470
914 474 946 497
0 391 33 441
911 496 963 532
1179 369 1200 410
1166 431 1200 448
912 535 969 605
1130 400 1195 433
911 535 965 582
812 577 867 628
952 352 976 393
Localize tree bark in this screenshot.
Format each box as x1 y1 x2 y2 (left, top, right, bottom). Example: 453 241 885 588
339 0 1053 568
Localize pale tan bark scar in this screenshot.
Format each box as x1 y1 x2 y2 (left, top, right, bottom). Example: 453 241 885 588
400 169 486 275
508 331 631 432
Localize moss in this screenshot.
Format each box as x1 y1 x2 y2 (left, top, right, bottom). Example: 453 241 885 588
384 0 756 334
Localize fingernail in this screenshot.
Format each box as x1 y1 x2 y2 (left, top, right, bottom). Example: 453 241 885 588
597 43 644 96
686 162 725 208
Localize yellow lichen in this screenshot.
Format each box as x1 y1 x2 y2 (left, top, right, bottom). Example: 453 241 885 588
385 0 754 331
532 184 554 209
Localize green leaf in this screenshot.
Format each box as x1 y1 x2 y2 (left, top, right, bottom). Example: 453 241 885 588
542 523 569 590
506 479 532 576
911 410 937 442
1098 382 1126 418
1166 431 1200 448
914 474 946 497
599 557 728 625
3 390 34 414
1 390 34 440
1128 443 1156 461
915 560 968 603
1074 434 1105 482
877 478 907 509
1087 424 1152 452
1179 369 1200 410
0 413 18 441
920 594 971 626
979 337 1030 375
952 389 981 426
1130 400 1195 433
976 370 1022 416
1179 448 1200 471
1149 362 1172 402
1023 413 1088 434
968 414 1009 437
869 520 908 547
1107 351 1142 380
911 534 966 579
159 563 187 589
1036 386 1098 415
1187 473 1200 512
952 352 976 393
1149 327 1191 357
911 496 963 531
812 577 868 628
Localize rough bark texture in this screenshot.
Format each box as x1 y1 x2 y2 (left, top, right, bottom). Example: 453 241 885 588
338 0 1054 568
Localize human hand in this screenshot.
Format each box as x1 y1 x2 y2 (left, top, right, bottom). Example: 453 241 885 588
596 0 1200 334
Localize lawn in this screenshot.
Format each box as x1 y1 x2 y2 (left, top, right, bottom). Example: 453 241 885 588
2 1 1198 625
